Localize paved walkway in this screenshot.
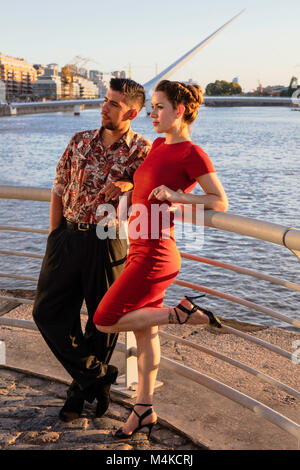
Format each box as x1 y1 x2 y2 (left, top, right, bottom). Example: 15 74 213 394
0 366 201 451
0 293 300 450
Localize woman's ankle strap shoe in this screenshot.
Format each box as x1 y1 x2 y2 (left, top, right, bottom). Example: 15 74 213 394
174 294 222 328
114 404 157 440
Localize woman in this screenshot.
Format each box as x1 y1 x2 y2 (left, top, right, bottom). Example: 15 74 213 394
93 80 228 439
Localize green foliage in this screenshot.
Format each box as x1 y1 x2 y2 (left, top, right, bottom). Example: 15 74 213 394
205 80 242 96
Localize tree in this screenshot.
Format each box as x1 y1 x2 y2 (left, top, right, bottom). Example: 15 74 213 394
205 80 242 96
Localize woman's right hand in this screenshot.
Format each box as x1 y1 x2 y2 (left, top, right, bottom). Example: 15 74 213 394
148 186 184 203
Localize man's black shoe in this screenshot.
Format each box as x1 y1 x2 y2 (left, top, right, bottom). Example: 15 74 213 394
59 385 84 422
95 365 118 418
59 365 118 421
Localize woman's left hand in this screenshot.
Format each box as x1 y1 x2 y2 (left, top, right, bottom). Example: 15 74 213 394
148 185 184 203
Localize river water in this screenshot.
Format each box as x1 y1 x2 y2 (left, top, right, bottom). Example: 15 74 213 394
0 106 299 328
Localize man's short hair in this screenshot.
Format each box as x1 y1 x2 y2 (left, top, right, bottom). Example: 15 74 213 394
109 78 145 111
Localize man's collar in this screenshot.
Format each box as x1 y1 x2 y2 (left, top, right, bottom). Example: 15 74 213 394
97 126 135 148
122 127 135 148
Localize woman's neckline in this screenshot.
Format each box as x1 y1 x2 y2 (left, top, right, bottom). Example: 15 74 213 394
162 139 192 146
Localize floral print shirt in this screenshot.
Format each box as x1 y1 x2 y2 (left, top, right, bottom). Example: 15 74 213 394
53 126 152 224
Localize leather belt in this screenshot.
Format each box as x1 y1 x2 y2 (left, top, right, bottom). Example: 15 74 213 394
65 219 97 232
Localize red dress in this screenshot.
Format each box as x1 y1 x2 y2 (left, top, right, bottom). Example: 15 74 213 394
93 138 215 326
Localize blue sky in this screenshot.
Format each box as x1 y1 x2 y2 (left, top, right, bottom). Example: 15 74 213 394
1 0 299 92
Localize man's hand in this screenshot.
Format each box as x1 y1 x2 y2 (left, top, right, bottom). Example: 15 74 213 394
100 181 133 202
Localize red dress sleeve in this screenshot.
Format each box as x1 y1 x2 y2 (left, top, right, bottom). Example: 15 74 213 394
183 144 215 180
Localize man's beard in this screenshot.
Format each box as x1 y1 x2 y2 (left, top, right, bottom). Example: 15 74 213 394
102 120 117 131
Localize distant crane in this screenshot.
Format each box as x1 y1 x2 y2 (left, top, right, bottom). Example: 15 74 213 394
61 56 101 99
62 56 100 81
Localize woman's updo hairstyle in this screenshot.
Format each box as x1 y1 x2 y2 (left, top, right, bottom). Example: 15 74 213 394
155 80 203 124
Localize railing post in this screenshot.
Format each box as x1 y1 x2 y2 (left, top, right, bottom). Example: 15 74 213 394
111 331 138 397
0 340 6 365
125 331 138 390
112 331 163 397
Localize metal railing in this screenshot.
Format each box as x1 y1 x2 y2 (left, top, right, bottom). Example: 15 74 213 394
0 185 300 445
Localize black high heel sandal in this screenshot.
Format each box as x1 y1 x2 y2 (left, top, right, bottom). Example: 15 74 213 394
114 403 157 439
174 294 222 328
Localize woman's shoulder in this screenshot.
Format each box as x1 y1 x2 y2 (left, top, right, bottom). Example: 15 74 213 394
182 142 215 176
188 142 209 158
181 141 211 164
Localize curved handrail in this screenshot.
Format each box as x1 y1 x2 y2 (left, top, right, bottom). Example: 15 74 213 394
1 266 299 328
202 210 300 253
180 252 300 292
0 185 299 445
0 250 44 259
0 225 48 234
0 273 38 282
1 315 299 442
1 312 298 400
174 279 300 329
0 186 51 202
158 330 300 399
0 291 294 361
159 356 300 441
2 247 299 292
0 185 300 254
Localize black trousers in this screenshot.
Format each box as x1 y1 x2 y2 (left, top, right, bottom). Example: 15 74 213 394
32 219 127 399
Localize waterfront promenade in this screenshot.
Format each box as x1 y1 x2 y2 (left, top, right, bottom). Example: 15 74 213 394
0 290 299 450
0 96 299 117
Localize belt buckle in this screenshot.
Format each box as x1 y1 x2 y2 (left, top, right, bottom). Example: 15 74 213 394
78 222 89 231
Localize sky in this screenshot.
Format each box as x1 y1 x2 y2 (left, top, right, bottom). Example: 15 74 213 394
1 0 299 92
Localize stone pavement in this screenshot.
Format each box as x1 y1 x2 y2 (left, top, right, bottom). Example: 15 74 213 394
1 293 300 450
0 366 202 451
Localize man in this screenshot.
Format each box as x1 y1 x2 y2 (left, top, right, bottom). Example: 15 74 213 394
33 78 151 421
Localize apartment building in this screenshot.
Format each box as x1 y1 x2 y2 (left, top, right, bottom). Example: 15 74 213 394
74 76 99 99
33 75 62 100
0 53 37 98
33 64 62 100
111 70 126 79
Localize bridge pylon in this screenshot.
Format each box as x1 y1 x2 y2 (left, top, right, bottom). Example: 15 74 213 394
143 10 245 114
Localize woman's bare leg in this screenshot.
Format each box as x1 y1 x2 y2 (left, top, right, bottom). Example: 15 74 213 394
116 326 160 435
96 298 209 334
